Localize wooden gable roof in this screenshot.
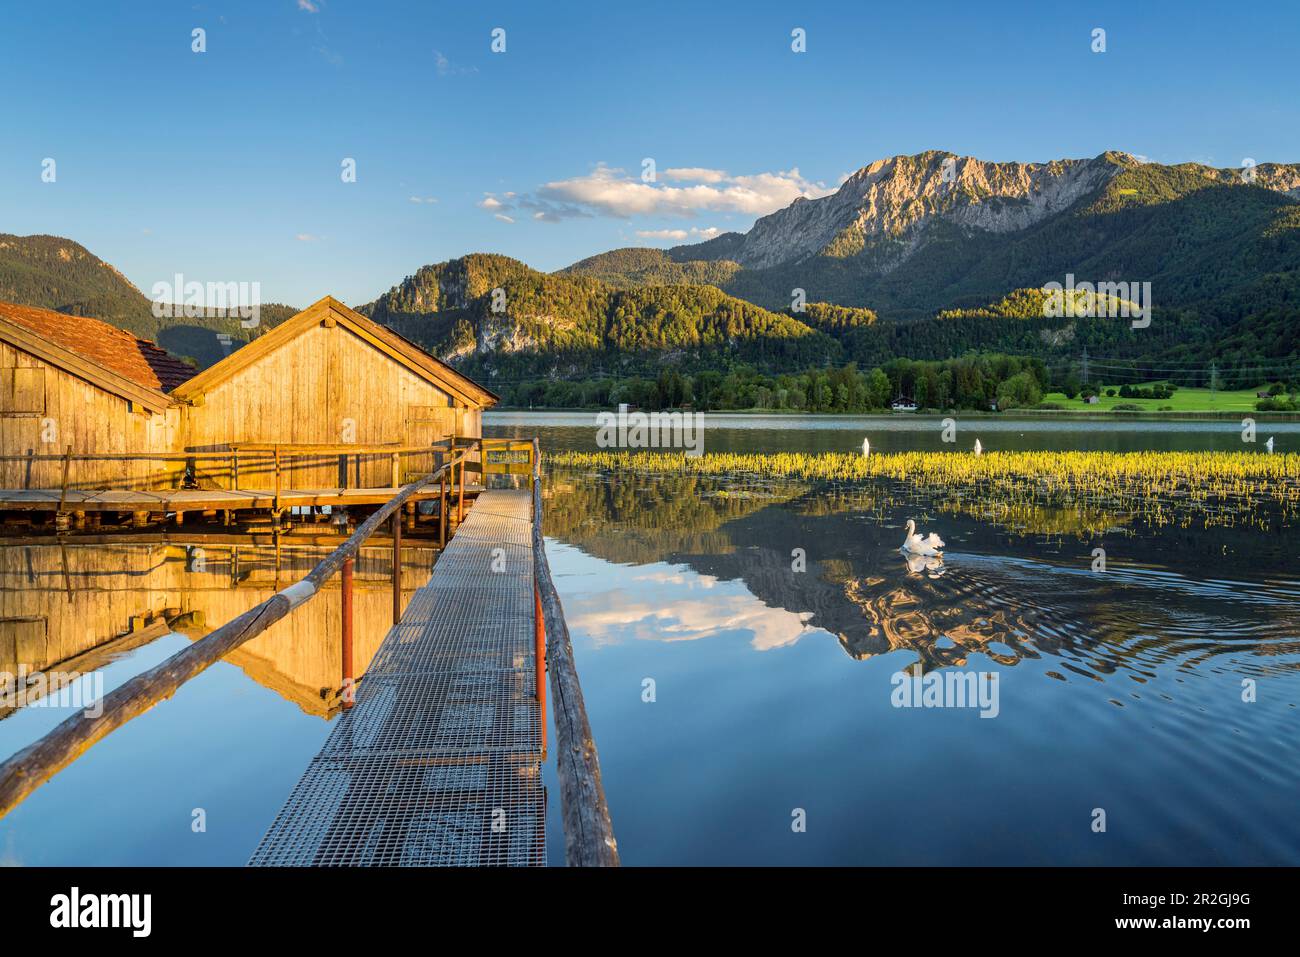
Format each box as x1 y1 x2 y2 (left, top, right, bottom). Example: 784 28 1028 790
170 296 499 408
0 300 187 413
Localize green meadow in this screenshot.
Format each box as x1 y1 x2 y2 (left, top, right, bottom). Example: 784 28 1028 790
1042 383 1272 413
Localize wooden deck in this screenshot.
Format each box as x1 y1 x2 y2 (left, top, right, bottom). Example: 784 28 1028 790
249 489 546 866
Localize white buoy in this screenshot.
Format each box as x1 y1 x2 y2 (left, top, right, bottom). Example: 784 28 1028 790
974 438 983 457
862 437 871 458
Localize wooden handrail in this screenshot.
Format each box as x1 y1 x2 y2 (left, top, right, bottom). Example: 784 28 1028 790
0 444 454 464
531 437 619 866
0 449 468 821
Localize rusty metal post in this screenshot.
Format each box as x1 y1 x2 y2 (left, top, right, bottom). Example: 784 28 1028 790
534 580 547 754
341 557 354 709
391 512 402 625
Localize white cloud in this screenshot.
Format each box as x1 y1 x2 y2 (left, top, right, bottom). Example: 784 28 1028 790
482 163 832 224
294 233 319 242
407 196 438 204
636 226 722 241
662 167 729 184
493 213 515 224
297 0 319 12
561 561 815 652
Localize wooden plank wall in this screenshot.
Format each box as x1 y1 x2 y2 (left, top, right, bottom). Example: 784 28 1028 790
0 321 484 494
184 322 470 490
0 341 182 491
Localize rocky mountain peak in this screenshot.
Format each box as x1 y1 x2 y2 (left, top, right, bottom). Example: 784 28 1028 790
729 151 1124 270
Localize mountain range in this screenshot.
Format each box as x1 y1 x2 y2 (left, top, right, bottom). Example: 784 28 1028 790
4 151 1299 391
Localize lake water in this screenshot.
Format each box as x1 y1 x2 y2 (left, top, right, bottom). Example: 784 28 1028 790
0 413 1295 865
493 413 1300 865
487 410 1300 454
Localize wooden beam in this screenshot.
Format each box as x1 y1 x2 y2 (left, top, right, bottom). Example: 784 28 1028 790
531 439 619 866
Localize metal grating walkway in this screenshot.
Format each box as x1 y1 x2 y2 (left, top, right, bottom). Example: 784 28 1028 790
249 489 546 866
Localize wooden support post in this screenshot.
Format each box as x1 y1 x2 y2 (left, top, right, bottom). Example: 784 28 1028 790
273 447 282 514
391 512 402 626
232 451 239 491
391 451 400 489
341 557 354 710
57 444 72 523
534 581 547 754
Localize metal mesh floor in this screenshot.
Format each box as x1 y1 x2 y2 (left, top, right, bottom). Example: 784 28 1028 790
250 489 546 867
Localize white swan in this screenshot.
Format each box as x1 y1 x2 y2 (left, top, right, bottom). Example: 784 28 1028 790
901 519 943 556
862 437 870 458
974 438 983 456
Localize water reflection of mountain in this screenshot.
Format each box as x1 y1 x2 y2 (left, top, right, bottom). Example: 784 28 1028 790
0 542 435 718
545 469 1300 678
542 471 806 565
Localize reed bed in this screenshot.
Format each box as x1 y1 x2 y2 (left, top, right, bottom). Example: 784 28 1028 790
546 449 1300 526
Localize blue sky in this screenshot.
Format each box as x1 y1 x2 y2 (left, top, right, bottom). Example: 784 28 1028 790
2 0 1298 307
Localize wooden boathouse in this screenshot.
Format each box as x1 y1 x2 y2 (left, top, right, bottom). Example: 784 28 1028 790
0 296 498 530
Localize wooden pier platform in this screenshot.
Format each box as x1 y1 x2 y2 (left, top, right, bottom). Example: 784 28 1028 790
249 488 546 866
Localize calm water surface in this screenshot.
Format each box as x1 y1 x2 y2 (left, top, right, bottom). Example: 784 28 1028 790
487 410 1300 454
501 413 1300 865
1 413 1295 865
527 470 1299 864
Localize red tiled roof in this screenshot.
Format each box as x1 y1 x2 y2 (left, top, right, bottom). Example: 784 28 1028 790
0 300 195 393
